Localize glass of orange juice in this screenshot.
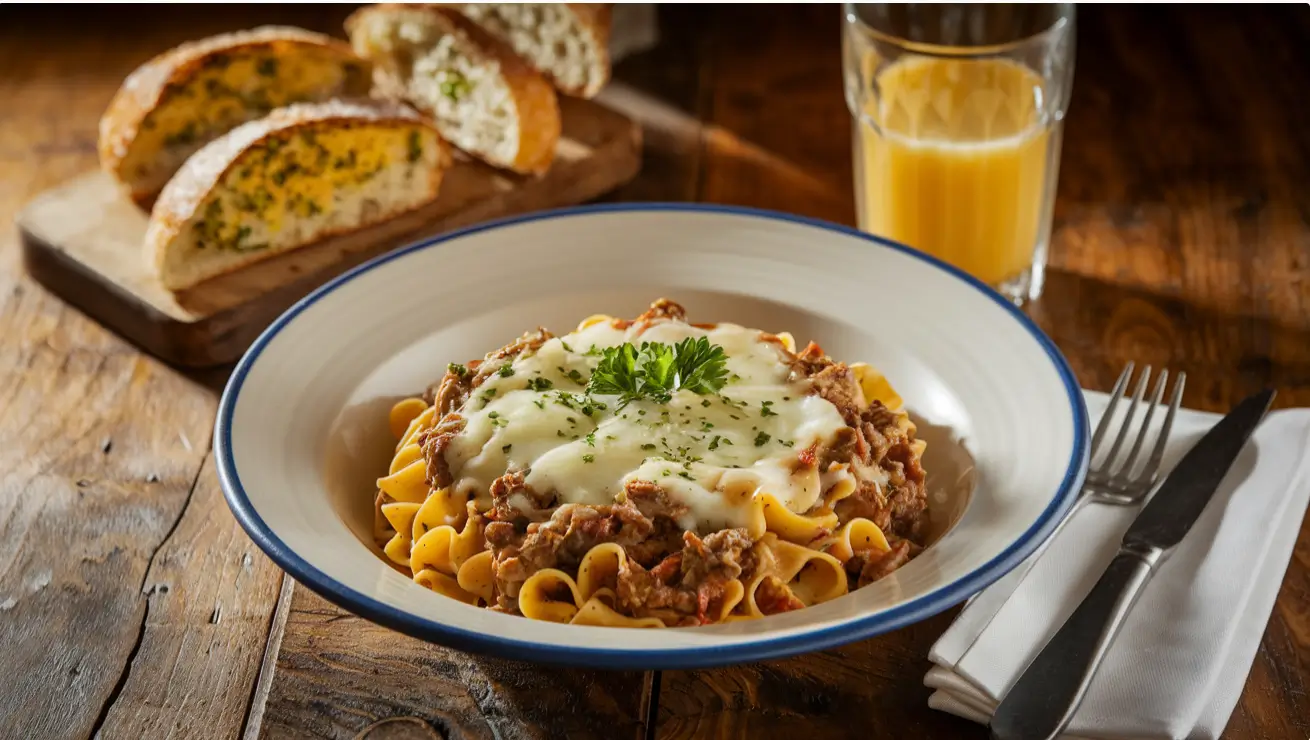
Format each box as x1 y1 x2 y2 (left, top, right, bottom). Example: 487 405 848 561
843 4 1076 304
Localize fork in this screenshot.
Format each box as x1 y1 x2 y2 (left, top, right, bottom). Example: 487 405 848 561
955 362 1186 645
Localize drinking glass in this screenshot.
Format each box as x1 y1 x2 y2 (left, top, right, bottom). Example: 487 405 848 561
842 4 1076 304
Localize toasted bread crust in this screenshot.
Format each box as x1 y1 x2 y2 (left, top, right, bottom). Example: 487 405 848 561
346 5 561 175
98 26 369 205
146 100 451 290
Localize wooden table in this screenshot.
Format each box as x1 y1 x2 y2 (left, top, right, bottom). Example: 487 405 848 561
3 5 1308 739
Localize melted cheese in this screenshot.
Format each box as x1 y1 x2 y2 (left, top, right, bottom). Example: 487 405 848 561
445 320 850 531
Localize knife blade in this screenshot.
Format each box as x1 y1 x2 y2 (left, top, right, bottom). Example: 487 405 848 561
1122 387 1276 552
990 387 1276 740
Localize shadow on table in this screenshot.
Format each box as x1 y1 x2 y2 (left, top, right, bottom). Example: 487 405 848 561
1028 269 1310 410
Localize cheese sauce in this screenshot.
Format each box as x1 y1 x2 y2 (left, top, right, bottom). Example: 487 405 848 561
444 320 850 531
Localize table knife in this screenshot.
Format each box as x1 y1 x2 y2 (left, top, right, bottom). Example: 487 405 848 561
990 387 1276 740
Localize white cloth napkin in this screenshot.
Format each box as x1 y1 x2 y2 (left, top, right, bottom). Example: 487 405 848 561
926 391 1310 740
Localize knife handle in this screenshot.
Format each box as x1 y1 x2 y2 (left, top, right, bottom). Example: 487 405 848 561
990 547 1160 740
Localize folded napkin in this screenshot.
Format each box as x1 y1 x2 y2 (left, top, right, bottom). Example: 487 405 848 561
927 391 1310 740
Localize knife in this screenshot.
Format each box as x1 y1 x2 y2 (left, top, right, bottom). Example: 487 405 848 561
990 388 1276 740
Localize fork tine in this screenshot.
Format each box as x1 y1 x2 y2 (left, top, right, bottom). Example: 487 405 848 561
1139 371 1186 485
1116 369 1168 480
1100 366 1151 474
1090 363 1135 461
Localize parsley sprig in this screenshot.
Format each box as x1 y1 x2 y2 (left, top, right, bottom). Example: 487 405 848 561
586 338 729 408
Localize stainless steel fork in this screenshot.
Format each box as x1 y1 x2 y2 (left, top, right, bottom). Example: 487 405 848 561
956 362 1186 644
1082 362 1187 505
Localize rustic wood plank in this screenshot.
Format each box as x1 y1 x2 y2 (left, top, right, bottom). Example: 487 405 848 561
603 3 709 204
0 276 217 738
92 456 285 740
694 4 854 226
1052 5 1310 332
0 12 223 740
244 574 297 740
656 611 976 739
256 587 648 740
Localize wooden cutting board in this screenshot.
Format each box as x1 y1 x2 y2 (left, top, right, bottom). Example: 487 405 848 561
17 96 642 368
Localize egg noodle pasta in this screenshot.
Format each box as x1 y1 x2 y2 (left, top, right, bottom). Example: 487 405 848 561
371 299 929 627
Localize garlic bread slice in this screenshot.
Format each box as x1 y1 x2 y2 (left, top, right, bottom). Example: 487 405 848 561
99 26 372 206
346 5 560 175
455 3 611 98
146 100 450 291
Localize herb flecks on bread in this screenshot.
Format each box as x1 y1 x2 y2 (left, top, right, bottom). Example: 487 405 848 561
346 5 560 175
99 26 372 206
457 3 611 98
146 100 451 291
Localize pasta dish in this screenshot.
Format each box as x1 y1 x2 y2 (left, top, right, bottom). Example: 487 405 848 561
373 299 928 627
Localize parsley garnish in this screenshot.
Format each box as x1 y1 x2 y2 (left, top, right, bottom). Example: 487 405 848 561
582 453 595 463
761 400 778 417
708 435 721 451
560 341 574 352
447 363 468 378
527 377 553 392
641 443 657 451
584 431 596 447
754 431 771 447
586 338 729 408
498 364 515 378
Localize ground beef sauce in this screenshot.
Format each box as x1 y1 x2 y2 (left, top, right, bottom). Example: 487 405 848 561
420 299 928 624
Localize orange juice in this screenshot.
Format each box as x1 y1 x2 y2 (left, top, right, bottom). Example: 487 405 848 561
855 57 1055 288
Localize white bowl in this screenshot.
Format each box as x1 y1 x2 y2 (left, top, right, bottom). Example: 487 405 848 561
217 205 1089 668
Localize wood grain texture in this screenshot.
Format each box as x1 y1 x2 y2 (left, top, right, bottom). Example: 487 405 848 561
255 587 648 740
0 280 216 739
93 456 285 740
656 611 976 739
1053 6 1310 332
